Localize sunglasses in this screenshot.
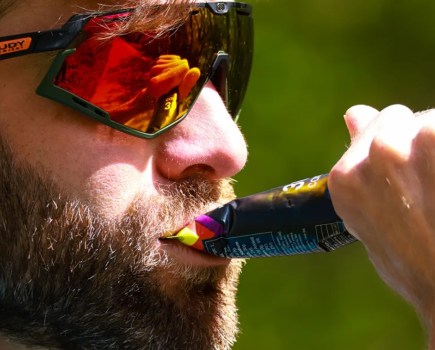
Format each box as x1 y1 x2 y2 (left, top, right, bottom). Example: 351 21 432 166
0 2 253 139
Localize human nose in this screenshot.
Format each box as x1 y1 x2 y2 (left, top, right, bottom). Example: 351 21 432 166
154 82 248 180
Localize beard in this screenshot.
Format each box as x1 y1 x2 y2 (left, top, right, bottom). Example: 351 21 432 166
0 136 244 350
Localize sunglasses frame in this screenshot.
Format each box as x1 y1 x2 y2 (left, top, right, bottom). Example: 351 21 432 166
0 2 253 139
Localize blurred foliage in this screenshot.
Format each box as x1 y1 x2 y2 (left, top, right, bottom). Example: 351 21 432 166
233 0 432 349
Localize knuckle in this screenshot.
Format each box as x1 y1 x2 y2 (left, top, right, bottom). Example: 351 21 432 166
369 133 408 167
414 108 435 118
380 104 414 117
329 163 365 226
329 160 353 188
369 134 391 159
415 122 435 147
329 160 363 196
412 123 435 164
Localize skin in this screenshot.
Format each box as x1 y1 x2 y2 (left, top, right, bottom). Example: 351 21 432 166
1 0 435 349
0 0 247 348
0 0 247 221
329 105 435 349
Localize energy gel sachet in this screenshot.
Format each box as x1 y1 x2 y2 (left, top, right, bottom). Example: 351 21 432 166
168 174 357 258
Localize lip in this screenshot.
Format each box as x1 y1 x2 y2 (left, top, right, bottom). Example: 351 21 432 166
160 220 197 238
158 236 230 267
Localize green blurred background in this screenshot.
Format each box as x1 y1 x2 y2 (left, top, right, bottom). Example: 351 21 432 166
233 0 433 349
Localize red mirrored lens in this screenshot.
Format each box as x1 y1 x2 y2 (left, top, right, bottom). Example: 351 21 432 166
55 14 202 133
53 5 253 135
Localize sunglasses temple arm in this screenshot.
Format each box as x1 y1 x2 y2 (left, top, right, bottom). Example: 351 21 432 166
0 27 77 61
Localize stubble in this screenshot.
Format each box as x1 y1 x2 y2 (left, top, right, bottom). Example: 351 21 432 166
0 136 244 349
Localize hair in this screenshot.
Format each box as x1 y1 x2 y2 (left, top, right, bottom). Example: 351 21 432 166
0 0 196 36
93 0 196 37
0 133 242 349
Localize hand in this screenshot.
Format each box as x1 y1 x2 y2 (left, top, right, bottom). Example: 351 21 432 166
328 105 435 340
148 55 201 100
107 54 200 126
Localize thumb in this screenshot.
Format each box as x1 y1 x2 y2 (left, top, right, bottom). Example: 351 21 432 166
344 105 379 141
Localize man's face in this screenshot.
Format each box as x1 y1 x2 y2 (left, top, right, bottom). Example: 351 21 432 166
0 0 248 348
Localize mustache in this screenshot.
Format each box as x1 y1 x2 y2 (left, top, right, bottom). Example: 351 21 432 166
0 157 237 271
0 128 236 269
124 176 236 237
0 136 242 349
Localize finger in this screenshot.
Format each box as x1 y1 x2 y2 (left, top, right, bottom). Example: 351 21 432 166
343 104 416 168
150 61 185 77
148 64 189 97
329 105 416 223
344 105 379 142
369 104 417 158
414 108 435 118
363 105 418 220
178 67 201 100
157 54 181 62
410 112 435 208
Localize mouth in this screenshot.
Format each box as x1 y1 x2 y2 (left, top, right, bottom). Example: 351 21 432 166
158 224 230 267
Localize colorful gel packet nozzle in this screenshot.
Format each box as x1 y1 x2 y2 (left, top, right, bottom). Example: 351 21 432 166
168 174 357 258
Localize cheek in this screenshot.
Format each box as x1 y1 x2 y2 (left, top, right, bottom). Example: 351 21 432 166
3 112 157 219
0 61 157 219
84 159 156 219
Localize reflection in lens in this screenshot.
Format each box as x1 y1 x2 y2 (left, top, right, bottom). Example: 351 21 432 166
145 90 178 133
53 5 253 135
